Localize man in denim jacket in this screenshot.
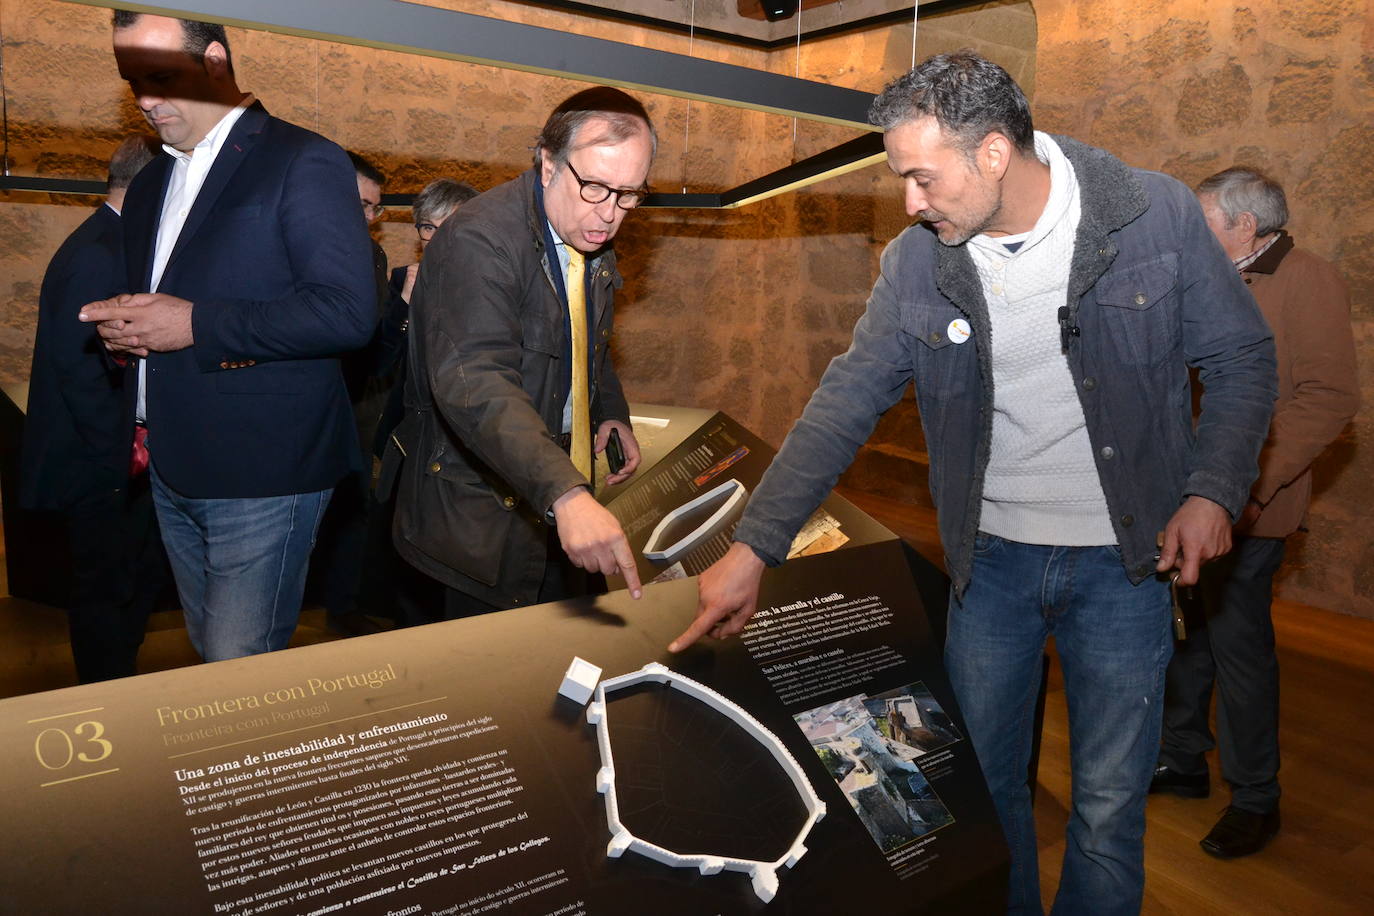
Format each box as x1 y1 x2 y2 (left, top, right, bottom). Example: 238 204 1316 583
671 53 1275 914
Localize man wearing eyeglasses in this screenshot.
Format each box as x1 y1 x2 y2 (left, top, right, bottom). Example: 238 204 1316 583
390 87 653 617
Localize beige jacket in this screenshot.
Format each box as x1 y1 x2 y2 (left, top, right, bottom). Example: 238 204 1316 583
1242 234 1360 537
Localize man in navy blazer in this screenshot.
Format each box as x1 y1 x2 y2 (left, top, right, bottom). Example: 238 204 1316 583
21 134 166 682
81 13 375 662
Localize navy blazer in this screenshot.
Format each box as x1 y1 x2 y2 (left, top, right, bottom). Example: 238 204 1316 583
20 204 129 512
120 102 376 498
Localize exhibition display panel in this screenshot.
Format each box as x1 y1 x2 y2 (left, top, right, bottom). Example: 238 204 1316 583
0 410 1009 913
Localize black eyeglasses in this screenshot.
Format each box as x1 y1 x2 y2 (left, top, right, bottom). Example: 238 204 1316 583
563 160 647 210
416 222 438 239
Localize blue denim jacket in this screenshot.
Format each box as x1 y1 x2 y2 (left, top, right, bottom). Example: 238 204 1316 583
735 136 1276 594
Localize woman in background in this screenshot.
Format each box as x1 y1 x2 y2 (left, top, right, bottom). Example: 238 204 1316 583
374 178 480 449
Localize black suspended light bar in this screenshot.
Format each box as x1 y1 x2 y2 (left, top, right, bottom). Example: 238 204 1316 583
14 0 891 208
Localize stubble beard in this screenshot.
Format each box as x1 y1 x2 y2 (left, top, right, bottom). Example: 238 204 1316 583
926 165 1005 247
928 193 1003 247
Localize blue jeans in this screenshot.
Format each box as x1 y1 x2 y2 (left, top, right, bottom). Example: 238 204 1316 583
151 464 332 662
946 534 1172 916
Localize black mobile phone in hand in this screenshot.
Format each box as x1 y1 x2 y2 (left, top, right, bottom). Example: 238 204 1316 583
606 427 626 475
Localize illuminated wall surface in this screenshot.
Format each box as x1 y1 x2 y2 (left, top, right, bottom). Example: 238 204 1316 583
1 0 1370 617
1031 0 1374 619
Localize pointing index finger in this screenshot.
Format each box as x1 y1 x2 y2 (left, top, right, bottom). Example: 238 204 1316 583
613 540 641 599
668 595 727 654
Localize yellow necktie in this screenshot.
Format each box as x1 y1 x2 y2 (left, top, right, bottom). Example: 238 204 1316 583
566 247 592 480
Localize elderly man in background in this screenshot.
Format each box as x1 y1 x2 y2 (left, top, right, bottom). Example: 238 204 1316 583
1152 167 1360 859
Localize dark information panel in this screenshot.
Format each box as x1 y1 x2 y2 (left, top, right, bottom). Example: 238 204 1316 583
606 410 894 588
0 539 1005 915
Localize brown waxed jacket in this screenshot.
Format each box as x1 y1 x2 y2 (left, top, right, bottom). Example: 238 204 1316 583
387 169 630 607
1241 233 1360 538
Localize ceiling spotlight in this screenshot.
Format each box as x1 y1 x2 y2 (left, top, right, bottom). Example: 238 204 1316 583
761 0 800 22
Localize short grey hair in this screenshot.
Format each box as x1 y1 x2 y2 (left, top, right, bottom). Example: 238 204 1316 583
414 178 478 226
869 50 1034 158
1196 167 1289 236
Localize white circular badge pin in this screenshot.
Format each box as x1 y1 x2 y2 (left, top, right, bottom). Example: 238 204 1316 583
947 318 972 343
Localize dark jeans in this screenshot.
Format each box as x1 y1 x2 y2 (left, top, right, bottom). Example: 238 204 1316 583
358 487 444 628
946 534 1172 916
1160 535 1286 813
63 477 169 682
308 470 369 619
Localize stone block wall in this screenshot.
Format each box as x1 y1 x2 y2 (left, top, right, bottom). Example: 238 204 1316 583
0 0 777 340
0 0 1031 453
1032 0 1374 617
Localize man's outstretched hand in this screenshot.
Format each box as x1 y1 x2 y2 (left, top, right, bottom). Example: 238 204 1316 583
552 487 642 598
669 541 766 652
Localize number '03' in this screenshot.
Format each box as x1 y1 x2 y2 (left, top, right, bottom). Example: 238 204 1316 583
34 721 113 770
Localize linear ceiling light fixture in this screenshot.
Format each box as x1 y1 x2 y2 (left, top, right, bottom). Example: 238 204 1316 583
40 0 884 209
0 175 105 194
71 0 875 128
644 131 886 209
496 2 962 52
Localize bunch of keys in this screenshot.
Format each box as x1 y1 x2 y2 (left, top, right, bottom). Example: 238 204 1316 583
1157 530 1199 641
1168 572 1189 640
